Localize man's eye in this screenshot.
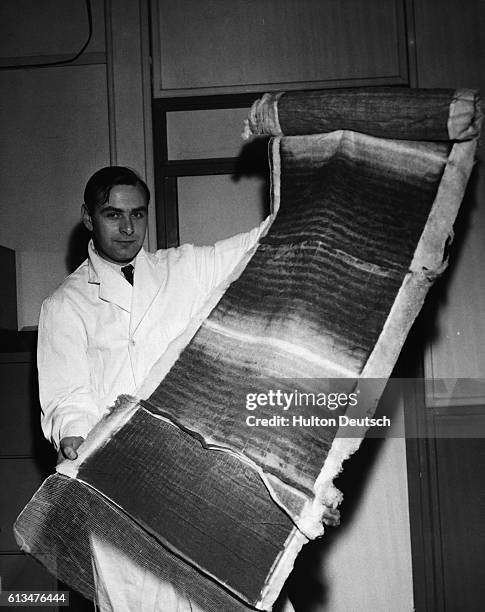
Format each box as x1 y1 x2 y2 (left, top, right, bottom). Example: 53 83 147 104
132 211 146 218
106 212 120 218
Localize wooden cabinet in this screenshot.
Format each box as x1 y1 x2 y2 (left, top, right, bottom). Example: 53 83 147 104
0 349 57 603
0 342 93 610
0 246 17 330
151 0 409 97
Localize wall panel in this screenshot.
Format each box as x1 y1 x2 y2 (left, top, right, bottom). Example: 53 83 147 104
414 0 485 404
167 108 251 160
406 3 485 611
178 175 266 245
0 0 105 64
0 64 110 328
152 0 408 97
0 65 110 254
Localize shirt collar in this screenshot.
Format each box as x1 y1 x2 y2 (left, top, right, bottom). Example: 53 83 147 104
106 258 136 278
87 240 141 284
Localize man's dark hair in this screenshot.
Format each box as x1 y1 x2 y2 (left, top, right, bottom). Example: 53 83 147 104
84 166 150 214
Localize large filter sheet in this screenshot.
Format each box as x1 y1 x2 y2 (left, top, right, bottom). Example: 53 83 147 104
15 88 481 610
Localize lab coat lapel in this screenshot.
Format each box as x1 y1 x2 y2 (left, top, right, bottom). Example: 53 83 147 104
97 270 132 312
88 243 132 313
129 250 163 336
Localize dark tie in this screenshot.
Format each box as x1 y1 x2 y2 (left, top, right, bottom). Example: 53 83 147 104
121 264 134 286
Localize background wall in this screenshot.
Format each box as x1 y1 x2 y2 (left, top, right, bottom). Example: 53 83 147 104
0 0 154 329
0 0 109 328
406 3 485 610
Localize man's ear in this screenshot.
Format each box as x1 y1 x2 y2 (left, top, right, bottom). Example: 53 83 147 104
81 204 93 232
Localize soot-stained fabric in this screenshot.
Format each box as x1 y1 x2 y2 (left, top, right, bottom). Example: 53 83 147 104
246 87 482 142
14 474 259 612
142 132 450 495
15 87 481 611
76 409 295 603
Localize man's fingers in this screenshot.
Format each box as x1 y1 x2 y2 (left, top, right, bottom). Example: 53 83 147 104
59 436 85 462
58 443 77 461
57 446 77 464
64 446 78 460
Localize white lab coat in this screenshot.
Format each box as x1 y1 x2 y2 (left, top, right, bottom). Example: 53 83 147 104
38 226 265 449
37 219 297 611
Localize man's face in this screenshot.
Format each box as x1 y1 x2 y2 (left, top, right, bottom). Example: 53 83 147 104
82 184 148 264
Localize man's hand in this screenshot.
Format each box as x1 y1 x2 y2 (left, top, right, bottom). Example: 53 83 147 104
58 436 85 463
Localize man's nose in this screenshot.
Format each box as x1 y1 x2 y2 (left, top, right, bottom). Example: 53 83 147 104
120 217 134 235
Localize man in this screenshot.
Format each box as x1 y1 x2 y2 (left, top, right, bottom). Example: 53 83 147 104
37 166 276 610
39 166 267 460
